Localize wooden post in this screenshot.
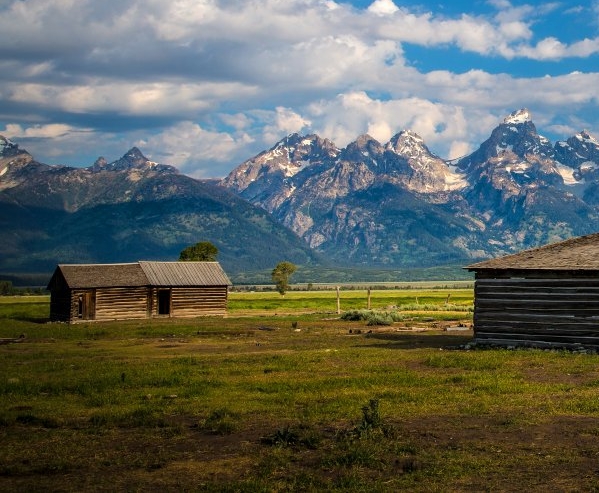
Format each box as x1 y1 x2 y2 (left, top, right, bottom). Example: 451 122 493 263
336 286 341 315
367 287 371 310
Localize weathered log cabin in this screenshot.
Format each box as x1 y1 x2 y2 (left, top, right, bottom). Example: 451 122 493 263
47 261 231 323
466 232 599 349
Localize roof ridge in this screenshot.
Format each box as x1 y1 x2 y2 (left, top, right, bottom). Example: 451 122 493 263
467 232 599 271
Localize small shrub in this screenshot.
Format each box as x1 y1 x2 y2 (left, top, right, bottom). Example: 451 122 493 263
352 399 396 439
203 408 240 435
261 426 300 446
261 425 321 449
366 313 393 326
341 310 404 325
341 310 371 321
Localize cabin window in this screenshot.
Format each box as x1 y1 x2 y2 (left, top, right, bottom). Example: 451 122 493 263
158 289 171 315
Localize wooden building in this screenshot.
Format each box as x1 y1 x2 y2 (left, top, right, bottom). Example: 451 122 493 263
47 261 231 323
466 232 599 349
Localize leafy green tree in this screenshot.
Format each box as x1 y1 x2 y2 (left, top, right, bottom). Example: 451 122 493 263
272 261 297 295
0 280 14 296
179 241 218 261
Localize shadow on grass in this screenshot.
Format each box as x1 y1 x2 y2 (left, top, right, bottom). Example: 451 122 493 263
13 315 50 324
360 331 473 350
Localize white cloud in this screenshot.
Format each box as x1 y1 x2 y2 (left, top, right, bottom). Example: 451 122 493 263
7 81 258 116
1 123 85 139
367 0 399 16
135 121 251 177
261 107 312 145
448 141 471 160
1 0 599 175
306 92 472 157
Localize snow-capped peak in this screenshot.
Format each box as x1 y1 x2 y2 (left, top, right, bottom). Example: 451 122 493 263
0 135 14 152
0 135 23 158
388 130 427 157
503 108 532 125
577 130 599 146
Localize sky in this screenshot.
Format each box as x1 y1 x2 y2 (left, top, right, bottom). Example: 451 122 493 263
1 0 599 178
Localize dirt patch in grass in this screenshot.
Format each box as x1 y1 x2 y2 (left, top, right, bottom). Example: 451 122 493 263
2 413 599 491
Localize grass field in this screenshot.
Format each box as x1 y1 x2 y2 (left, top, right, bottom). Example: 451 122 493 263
2 291 599 491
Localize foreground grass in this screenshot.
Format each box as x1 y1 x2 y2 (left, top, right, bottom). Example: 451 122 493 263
2 295 599 491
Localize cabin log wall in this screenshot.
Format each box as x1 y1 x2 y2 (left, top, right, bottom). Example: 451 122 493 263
473 273 599 348
69 287 149 323
170 287 227 317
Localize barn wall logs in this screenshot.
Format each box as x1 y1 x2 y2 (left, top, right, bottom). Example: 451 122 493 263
170 287 228 317
68 287 149 323
64 286 228 323
473 275 599 348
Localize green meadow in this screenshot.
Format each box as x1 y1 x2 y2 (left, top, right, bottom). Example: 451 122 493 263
2 290 599 491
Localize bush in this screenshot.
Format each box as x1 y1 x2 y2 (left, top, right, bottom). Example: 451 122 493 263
341 310 404 325
202 408 240 435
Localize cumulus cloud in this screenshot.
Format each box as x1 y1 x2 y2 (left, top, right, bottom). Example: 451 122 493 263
305 92 473 157
135 121 253 177
0 0 598 174
367 0 399 16
1 123 86 140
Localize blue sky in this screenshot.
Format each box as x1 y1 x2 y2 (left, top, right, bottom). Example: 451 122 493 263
1 0 599 177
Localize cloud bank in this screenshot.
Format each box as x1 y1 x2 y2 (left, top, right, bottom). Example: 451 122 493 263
1 0 598 177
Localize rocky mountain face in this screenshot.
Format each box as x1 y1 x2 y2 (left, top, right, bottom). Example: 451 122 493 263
0 139 319 282
5 108 599 283
221 109 599 267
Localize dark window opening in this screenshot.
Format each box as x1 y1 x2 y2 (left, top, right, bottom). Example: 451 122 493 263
158 289 171 315
77 291 96 320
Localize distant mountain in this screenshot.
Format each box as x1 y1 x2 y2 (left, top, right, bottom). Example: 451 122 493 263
0 138 320 283
5 108 599 285
221 109 599 266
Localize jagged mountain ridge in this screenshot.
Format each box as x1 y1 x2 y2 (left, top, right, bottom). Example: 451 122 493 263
221 109 599 266
4 108 599 281
0 139 320 280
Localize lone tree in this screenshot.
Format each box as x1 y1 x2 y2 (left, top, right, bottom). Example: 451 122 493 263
179 241 218 261
272 261 297 295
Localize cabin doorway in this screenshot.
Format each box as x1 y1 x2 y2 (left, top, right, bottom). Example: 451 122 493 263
78 290 96 320
158 289 171 315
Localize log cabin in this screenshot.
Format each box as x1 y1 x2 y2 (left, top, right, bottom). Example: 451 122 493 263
466 232 599 349
47 261 231 323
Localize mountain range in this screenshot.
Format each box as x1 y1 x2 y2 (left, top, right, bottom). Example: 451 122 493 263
0 137 319 284
221 109 599 267
2 108 599 284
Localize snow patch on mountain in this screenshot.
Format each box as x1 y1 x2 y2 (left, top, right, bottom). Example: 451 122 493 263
555 163 579 185
445 165 468 190
504 108 532 125
577 131 599 145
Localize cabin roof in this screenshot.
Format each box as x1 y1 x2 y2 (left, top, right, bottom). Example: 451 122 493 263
49 261 231 289
466 232 599 271
54 263 147 288
139 261 231 287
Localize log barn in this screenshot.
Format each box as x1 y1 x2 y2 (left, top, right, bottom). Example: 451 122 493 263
466 232 599 349
47 261 231 323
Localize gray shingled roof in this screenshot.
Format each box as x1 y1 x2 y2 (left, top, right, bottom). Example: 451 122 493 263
51 261 231 288
56 263 148 288
466 232 599 271
139 261 231 286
